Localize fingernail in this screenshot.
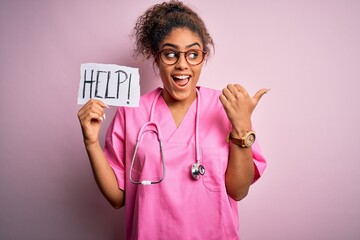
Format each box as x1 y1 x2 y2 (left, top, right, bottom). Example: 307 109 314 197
265 88 271 94
104 104 110 109
99 117 103 122
103 113 106 120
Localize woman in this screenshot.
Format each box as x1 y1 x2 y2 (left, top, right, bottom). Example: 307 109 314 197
78 1 268 239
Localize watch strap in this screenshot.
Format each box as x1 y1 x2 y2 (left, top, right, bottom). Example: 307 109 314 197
228 134 245 147
228 131 256 148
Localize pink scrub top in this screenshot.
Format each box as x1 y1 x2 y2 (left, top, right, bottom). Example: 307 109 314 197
104 87 266 240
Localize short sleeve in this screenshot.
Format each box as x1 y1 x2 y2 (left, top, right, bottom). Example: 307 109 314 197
103 108 126 191
251 139 267 183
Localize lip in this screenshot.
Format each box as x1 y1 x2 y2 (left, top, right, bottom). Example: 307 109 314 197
172 74 192 87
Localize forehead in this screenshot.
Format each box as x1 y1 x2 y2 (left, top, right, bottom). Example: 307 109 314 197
160 28 203 49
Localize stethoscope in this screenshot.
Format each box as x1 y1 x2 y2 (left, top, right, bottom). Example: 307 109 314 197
129 89 205 185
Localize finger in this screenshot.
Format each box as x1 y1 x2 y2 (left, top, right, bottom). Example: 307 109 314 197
233 84 249 96
79 106 105 125
219 94 227 106
86 99 109 108
79 99 108 113
79 99 108 119
79 104 103 120
233 83 244 91
222 87 233 100
97 100 110 109
92 100 109 120
82 111 104 124
226 84 236 92
253 88 270 106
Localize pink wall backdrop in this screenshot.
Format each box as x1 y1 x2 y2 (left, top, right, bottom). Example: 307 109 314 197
1 0 359 239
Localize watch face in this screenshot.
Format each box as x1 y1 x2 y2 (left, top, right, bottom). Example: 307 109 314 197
245 133 256 147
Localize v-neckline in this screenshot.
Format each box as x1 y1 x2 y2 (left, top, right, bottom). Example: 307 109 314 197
156 90 198 142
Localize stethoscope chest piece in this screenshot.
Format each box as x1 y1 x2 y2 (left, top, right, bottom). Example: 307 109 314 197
191 163 205 180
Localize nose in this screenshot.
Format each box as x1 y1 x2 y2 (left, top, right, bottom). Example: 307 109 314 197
175 53 189 69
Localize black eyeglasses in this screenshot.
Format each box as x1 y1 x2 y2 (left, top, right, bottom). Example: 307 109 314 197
158 49 206 66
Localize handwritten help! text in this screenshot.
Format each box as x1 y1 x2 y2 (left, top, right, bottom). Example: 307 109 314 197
77 63 140 107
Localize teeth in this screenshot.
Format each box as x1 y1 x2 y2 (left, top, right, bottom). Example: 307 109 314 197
172 75 190 87
173 75 189 80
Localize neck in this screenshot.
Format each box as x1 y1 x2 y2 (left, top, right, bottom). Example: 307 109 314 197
162 89 197 109
161 88 198 128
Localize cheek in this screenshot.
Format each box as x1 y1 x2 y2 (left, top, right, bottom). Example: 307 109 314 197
158 68 172 85
193 66 203 78
158 65 172 77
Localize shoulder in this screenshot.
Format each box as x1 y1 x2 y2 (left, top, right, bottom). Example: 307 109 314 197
198 86 231 144
140 88 162 103
118 88 161 113
198 86 226 116
111 88 160 124
198 86 222 109
198 86 221 98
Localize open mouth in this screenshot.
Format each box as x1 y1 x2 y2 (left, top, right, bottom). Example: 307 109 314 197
172 75 191 87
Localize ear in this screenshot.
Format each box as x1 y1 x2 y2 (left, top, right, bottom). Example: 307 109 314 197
152 60 160 76
202 50 210 66
153 59 159 69
154 54 161 66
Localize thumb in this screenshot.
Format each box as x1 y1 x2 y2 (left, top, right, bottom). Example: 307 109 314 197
253 88 270 106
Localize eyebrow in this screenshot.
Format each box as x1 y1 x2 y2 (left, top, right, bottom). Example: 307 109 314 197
161 42 201 49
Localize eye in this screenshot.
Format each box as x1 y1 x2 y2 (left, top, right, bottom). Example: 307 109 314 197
187 50 199 60
163 50 178 59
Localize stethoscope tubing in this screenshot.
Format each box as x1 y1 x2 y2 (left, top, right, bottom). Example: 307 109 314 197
129 88 203 185
129 121 166 185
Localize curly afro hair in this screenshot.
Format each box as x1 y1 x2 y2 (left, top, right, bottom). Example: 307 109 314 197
132 0 214 60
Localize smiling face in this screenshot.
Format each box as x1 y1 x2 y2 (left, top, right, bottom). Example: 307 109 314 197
156 28 205 105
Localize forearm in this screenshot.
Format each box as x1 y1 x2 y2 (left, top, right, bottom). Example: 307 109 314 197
219 83 268 201
225 143 255 201
85 141 125 208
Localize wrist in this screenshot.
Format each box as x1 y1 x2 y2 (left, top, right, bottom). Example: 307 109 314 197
85 139 101 151
230 121 252 138
228 131 256 148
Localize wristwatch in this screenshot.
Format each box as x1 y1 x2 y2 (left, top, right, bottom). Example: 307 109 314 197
229 131 256 148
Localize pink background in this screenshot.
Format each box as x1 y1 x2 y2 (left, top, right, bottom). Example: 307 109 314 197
1 0 359 239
